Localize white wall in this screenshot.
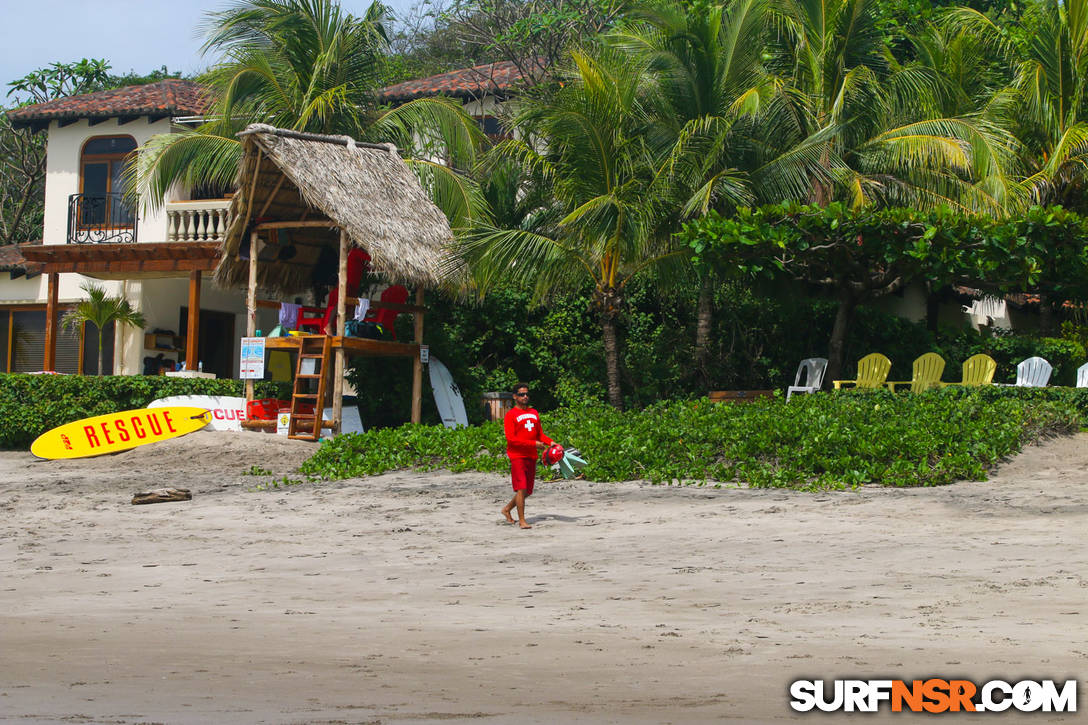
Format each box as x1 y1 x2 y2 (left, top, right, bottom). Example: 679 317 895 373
462 95 501 118
129 277 269 376
0 272 124 304
874 283 927 323
42 117 177 245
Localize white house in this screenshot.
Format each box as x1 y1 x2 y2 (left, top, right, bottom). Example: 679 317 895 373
380 60 525 141
4 79 278 377
0 65 530 378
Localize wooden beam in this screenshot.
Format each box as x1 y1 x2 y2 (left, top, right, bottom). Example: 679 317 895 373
38 258 219 275
254 220 336 230
43 272 59 372
332 229 348 435
241 147 263 235
245 231 259 403
186 271 201 371
411 286 424 424
256 175 286 219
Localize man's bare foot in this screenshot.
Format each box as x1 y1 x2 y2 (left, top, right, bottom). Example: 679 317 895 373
502 508 515 524
519 521 532 529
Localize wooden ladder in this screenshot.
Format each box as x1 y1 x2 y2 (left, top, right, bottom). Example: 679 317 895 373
288 335 333 441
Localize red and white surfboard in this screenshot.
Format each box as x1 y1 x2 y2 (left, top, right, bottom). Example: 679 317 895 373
149 395 247 432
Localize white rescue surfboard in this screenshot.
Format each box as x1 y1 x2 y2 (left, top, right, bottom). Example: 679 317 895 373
428 357 468 428
149 395 247 432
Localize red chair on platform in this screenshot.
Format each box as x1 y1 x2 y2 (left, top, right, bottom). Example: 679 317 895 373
297 248 370 334
365 285 409 340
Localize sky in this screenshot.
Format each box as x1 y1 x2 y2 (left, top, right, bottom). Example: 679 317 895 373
0 0 418 103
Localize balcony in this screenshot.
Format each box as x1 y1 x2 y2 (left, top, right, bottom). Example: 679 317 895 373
67 193 138 244
166 199 232 243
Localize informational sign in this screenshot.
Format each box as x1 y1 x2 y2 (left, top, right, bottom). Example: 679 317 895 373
419 345 429 364
276 411 291 436
240 337 266 379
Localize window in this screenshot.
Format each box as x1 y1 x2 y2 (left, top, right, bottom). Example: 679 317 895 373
0 306 112 374
79 135 137 228
475 115 511 141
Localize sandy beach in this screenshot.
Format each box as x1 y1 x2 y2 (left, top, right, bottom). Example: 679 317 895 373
1 430 1085 724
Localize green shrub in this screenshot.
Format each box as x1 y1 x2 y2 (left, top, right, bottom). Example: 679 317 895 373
343 277 1085 425
301 389 1080 490
0 374 289 449
936 329 1085 386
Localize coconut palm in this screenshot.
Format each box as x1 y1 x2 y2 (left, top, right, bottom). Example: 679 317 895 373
1002 0 1088 208
908 15 1023 208
133 0 486 227
607 0 781 384
749 0 1022 382
62 283 146 376
457 48 684 408
761 0 1016 214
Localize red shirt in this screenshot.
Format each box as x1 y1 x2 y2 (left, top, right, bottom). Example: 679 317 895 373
504 406 553 459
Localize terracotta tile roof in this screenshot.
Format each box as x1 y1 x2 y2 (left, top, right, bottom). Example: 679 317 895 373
0 240 42 276
7 79 211 129
381 61 531 102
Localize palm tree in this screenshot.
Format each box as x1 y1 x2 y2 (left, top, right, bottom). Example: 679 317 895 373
754 0 1019 382
940 0 1088 329
607 0 777 385
133 0 486 227
457 48 684 408
761 0 1016 213
1002 0 1088 209
62 283 146 376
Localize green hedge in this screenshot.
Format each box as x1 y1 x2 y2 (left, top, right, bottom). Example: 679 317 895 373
301 388 1082 490
0 374 289 449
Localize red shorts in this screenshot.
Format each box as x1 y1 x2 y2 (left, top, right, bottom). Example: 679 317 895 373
510 457 536 495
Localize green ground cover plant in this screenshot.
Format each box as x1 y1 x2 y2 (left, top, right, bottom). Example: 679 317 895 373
0 374 288 449
301 389 1082 490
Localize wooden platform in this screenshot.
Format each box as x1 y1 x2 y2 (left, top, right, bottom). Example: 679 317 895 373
241 418 336 431
263 335 420 358
708 390 774 404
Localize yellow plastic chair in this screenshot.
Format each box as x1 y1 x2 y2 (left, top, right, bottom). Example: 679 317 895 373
944 353 997 387
833 353 892 390
887 353 946 392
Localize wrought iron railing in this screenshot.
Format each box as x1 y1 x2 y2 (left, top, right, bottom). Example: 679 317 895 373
67 193 138 244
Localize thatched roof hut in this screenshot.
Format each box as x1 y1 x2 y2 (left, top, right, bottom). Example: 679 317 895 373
216 124 454 294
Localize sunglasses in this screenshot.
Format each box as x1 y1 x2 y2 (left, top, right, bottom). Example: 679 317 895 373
514 392 530 397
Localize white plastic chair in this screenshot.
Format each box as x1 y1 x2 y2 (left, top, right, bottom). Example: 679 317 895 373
1076 363 1088 388
786 357 828 401
1015 356 1052 387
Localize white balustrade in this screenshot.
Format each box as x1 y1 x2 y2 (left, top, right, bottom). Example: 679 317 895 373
166 199 232 243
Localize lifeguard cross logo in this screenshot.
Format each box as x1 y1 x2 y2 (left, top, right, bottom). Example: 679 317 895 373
790 679 1077 713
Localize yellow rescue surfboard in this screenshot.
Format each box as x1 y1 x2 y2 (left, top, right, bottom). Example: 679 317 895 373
30 406 211 460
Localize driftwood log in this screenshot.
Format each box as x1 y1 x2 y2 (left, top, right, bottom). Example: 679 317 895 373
132 488 192 505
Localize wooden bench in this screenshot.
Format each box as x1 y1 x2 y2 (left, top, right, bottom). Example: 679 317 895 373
708 390 775 404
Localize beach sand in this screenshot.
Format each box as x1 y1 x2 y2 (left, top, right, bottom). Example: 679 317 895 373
1 430 1085 724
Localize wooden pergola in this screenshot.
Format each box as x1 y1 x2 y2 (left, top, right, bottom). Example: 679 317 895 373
21 241 220 372
219 124 456 436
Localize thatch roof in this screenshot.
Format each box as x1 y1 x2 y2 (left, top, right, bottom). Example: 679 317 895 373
216 124 454 294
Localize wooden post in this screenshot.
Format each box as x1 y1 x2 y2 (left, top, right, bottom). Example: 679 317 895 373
43 272 59 372
331 229 348 434
186 270 201 372
245 231 259 403
411 286 424 424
